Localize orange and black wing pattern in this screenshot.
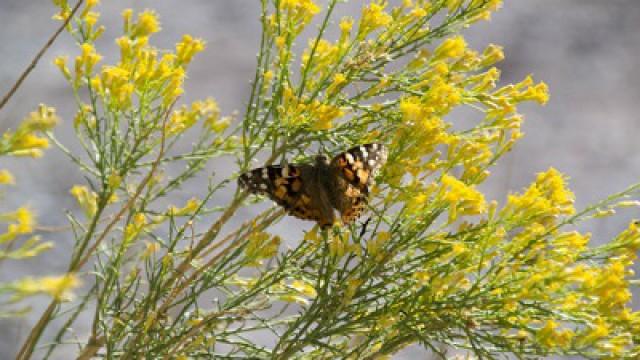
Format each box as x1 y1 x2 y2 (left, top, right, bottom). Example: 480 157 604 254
329 143 387 224
238 164 327 225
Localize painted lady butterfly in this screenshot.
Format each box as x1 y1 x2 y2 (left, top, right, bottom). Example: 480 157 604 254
239 143 388 229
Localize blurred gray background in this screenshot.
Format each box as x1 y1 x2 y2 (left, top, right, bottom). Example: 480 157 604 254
1 0 639 358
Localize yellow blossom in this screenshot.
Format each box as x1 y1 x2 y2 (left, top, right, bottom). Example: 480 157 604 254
39 274 81 301
309 101 344 131
536 320 574 349
339 17 354 34
0 169 14 185
132 10 161 38
21 104 60 132
480 44 505 67
245 232 280 264
124 213 147 244
410 6 428 19
503 167 575 225
53 55 71 80
446 0 464 13
433 36 467 61
290 280 317 298
440 174 486 222
70 185 98 217
169 198 201 216
1 207 35 236
367 231 391 259
122 8 133 33
74 43 102 86
359 2 392 37
279 0 320 30
14 274 81 301
176 34 206 65
579 317 610 346
326 73 347 95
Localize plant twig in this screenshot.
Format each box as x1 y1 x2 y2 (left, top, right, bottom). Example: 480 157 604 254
0 0 84 112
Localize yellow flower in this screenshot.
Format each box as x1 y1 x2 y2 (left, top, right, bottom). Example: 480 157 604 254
132 10 161 38
70 185 98 217
480 44 505 67
310 102 344 130
40 274 81 301
142 241 161 260
578 317 610 346
21 104 60 132
245 232 280 264
279 0 320 30
433 36 467 61
1 207 35 236
176 34 206 65
101 65 134 109
0 169 14 185
124 213 147 243
291 280 317 298
53 55 71 80
359 2 392 37
503 168 575 225
536 320 574 349
304 225 320 244
410 6 428 19
168 198 201 216
339 17 354 34
446 0 464 13
74 43 102 86
440 174 486 222
553 231 590 253
122 8 133 33
14 274 81 301
12 133 49 150
367 231 391 260
326 73 347 96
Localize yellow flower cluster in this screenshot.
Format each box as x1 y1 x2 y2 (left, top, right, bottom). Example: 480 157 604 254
56 8 206 113
277 0 320 34
1 104 59 158
12 274 81 301
503 168 575 226
168 198 201 216
244 231 280 265
70 185 98 218
279 86 344 130
167 99 227 135
358 2 392 38
0 207 35 244
277 278 317 306
176 34 206 65
124 213 147 244
439 174 487 223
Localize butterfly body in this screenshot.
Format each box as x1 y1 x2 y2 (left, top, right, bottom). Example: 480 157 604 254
239 144 387 228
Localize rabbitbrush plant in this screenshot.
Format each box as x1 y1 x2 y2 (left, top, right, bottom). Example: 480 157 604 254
2 0 639 359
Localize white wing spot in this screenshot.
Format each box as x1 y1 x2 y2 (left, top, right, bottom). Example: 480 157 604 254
371 143 378 150
368 159 376 167
259 183 268 190
261 168 269 179
345 153 355 164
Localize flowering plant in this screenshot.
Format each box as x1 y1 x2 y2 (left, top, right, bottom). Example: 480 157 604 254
2 0 639 359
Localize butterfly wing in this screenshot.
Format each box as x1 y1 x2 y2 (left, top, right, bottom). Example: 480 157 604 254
238 164 332 226
329 143 387 224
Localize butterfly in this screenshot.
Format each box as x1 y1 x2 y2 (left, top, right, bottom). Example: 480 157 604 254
238 143 387 229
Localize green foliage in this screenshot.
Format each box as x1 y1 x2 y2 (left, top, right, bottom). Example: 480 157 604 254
4 1 640 359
